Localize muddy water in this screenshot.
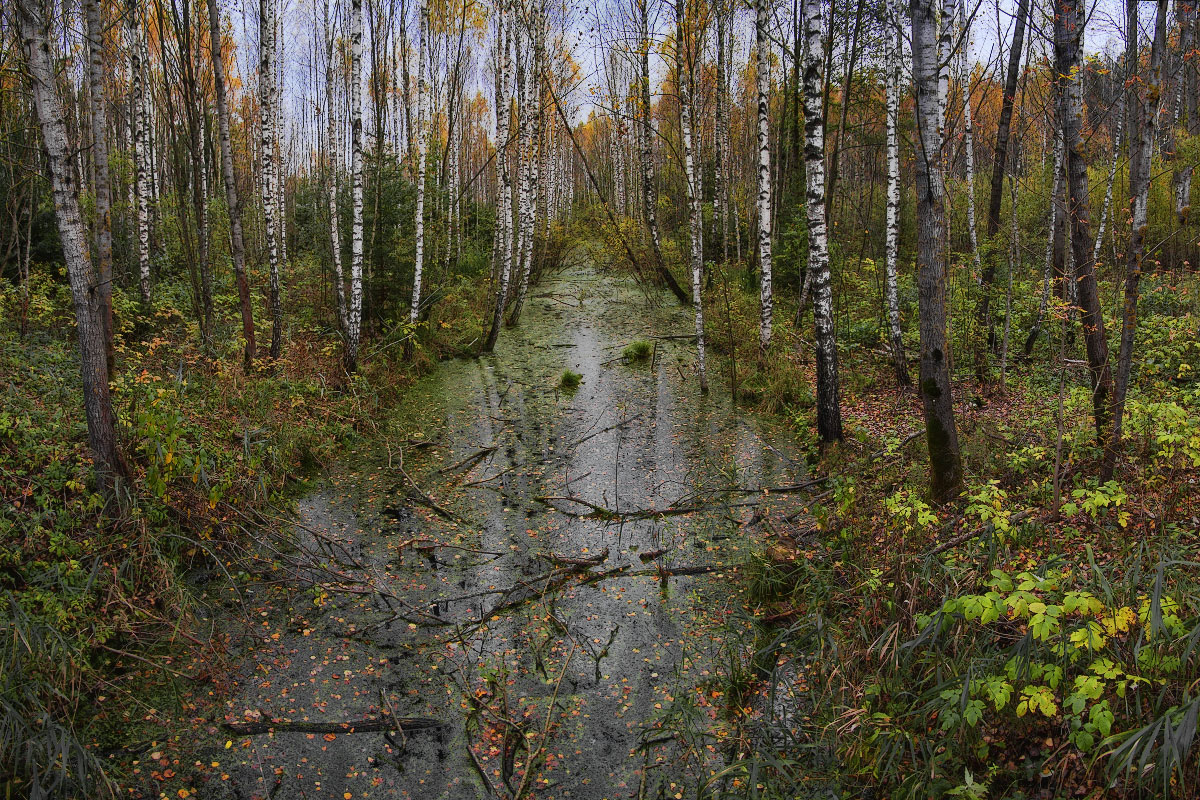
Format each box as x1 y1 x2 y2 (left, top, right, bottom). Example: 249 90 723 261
216 260 813 800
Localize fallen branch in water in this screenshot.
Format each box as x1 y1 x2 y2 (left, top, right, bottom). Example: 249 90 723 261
386 443 463 523
223 714 444 736
439 446 498 475
534 495 704 520
536 547 609 566
566 413 643 449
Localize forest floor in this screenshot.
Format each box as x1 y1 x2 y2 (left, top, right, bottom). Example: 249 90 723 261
104 258 832 799
8 245 1200 798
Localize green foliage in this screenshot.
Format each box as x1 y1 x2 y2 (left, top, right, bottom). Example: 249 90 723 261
559 369 582 389
622 339 653 361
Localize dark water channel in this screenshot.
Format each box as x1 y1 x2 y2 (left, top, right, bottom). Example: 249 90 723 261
214 260 816 800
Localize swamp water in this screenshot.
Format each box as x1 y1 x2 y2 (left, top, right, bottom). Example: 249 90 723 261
205 262 819 799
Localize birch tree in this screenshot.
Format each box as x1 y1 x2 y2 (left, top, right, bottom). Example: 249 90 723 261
18 0 127 490
209 0 257 373
128 0 152 304
911 0 963 501
261 0 283 359
885 0 908 385
1104 0 1167 479
677 0 708 393
324 0 347 333
409 0 430 342
959 3 981 283
803 0 842 441
510 0 543 326
754 0 773 355
484 0 513 353
346 0 365 371
1171 0 1195 222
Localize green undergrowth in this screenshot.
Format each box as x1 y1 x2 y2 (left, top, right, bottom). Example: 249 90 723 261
588 225 1200 795
0 258 492 797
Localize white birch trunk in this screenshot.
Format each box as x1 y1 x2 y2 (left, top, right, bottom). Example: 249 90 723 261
677 0 708 393
1093 116 1123 268
261 0 283 358
484 1 513 352
19 0 125 487
347 0 365 370
937 0 955 142
409 0 430 328
804 0 841 440
885 0 908 384
960 3 981 281
128 0 151 304
755 0 774 354
511 0 542 326
325 0 347 333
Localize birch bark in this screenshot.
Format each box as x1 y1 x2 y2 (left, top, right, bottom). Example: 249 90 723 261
484 1 513 352
128 0 152 303
325 0 347 333
346 0 365 370
804 0 842 441
19 0 127 489
885 0 909 384
261 0 283 359
409 0 430 332
677 0 708 393
755 0 774 354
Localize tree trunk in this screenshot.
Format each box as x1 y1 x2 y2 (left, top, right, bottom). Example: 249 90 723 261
804 0 842 441
129 0 152 304
976 0 1027 369
346 0 365 371
19 0 127 491
261 0 283 360
83 0 115 375
484 1 513 353
408 0 430 342
677 0 708 393
1172 0 1195 223
959 2 981 286
755 0 774 355
209 0 257 373
1092 116 1123 269
510 0 544 327
325 0 347 333
1055 0 1113 441
1103 0 1167 480
885 0 908 385
911 0 963 502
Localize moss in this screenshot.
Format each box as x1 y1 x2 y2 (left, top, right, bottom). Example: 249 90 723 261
622 339 653 361
559 369 583 389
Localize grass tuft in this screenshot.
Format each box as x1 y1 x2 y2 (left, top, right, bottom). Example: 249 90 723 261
622 340 653 361
559 369 583 389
